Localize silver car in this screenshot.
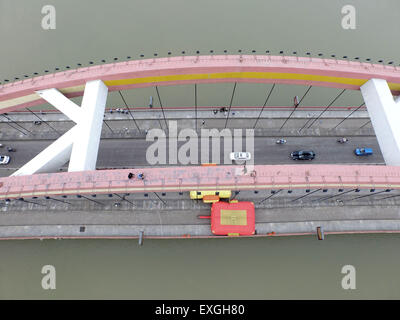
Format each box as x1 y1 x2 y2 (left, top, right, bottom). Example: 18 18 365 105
0 155 10 165
230 152 251 161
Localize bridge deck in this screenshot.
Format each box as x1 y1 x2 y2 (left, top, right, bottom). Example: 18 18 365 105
1 164 400 200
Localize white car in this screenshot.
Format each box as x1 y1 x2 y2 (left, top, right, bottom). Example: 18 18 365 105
230 152 251 161
0 155 10 165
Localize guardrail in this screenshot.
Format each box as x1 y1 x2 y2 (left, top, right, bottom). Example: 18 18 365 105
0 164 399 200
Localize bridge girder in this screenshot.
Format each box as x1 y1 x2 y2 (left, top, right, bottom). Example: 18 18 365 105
1 165 400 200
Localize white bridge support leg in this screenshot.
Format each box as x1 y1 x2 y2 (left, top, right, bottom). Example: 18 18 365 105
68 80 108 172
11 129 75 175
361 79 400 166
12 80 108 176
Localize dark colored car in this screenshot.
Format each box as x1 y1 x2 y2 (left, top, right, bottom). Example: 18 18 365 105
290 150 315 160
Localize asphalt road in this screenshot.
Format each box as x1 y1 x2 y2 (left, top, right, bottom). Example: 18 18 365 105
0 136 383 176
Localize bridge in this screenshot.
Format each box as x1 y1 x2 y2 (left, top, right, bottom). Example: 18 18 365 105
1 165 400 200
1 54 400 239
2 55 400 111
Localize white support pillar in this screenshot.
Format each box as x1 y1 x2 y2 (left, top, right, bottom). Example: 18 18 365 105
68 80 108 172
360 78 400 166
12 128 76 175
12 80 108 176
36 88 81 123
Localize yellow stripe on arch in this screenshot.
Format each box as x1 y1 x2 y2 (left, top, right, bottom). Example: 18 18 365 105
103 71 400 91
2 71 400 111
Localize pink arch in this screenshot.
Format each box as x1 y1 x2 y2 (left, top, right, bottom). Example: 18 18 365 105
1 55 400 112
1 165 400 200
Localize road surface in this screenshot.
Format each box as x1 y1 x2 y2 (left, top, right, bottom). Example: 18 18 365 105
0 136 383 176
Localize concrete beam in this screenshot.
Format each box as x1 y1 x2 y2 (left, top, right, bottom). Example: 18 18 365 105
361 79 400 165
68 80 108 172
12 80 108 176
4 165 400 200
12 128 75 175
36 88 81 123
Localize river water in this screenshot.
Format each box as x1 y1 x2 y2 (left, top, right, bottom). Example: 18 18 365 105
1 0 400 299
1 235 400 299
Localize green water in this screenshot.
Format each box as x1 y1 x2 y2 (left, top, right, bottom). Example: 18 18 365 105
1 235 400 299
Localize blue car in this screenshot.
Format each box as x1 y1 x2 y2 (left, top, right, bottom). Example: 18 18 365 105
354 148 373 156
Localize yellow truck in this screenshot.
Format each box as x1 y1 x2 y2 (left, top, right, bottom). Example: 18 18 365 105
189 190 231 200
